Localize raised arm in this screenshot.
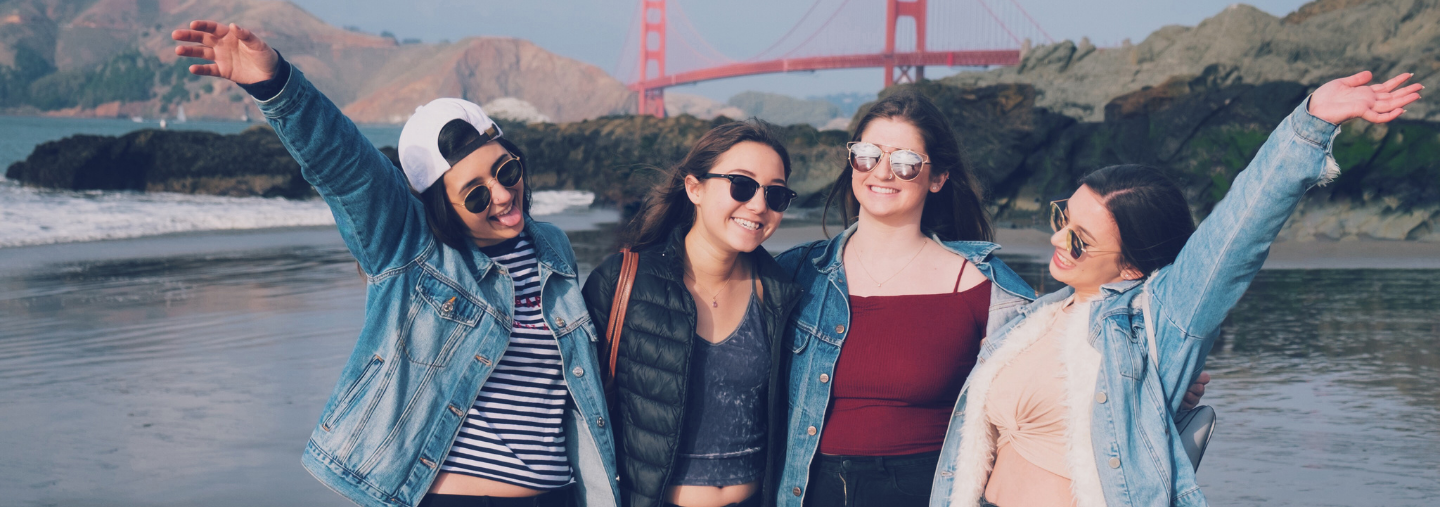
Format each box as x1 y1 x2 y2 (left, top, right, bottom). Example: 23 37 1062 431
173 21 427 275
1147 72 1421 402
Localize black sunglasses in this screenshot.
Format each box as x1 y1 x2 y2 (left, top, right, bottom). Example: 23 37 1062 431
461 155 524 213
699 173 797 212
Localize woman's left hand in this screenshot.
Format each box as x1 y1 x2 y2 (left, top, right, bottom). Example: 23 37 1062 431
1181 371 1210 411
1308 71 1423 125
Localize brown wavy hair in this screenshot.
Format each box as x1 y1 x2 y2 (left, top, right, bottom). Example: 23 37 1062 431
822 89 992 242
619 119 792 250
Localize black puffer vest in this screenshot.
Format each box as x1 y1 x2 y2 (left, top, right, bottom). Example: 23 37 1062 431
581 228 802 507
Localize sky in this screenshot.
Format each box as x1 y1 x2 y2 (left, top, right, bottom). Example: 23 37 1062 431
285 0 1315 102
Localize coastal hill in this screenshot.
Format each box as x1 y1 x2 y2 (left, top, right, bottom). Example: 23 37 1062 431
942 0 1440 123
0 0 633 122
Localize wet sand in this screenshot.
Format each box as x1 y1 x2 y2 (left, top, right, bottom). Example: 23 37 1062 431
2 221 1437 507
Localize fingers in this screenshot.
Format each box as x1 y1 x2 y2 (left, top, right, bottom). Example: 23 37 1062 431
1362 107 1406 124
174 45 215 61
1197 371 1211 385
1182 392 1201 410
189 20 222 34
1376 92 1422 113
172 29 206 43
1371 72 1414 93
188 63 223 77
1338 70 1373 88
233 24 269 51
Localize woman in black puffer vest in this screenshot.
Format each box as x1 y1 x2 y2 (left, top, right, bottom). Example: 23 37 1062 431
582 121 802 507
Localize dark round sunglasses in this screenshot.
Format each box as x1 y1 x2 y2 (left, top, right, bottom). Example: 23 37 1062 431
1049 199 1119 260
699 173 797 212
461 155 524 213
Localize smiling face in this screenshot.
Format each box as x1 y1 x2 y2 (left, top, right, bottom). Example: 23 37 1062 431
683 141 787 254
441 141 525 247
851 117 948 226
1048 185 1142 298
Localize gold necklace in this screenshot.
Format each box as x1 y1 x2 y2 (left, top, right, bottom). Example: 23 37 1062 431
686 260 740 308
858 240 927 288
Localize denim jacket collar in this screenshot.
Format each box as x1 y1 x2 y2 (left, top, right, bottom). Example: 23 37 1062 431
1100 277 1143 297
458 218 576 283
812 222 1029 300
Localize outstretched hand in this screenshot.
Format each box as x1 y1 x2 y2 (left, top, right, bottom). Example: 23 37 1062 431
1309 71 1423 125
172 21 279 85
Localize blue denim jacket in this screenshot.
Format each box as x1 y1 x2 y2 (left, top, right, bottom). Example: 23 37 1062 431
255 68 619 507
772 226 1038 505
929 100 1340 507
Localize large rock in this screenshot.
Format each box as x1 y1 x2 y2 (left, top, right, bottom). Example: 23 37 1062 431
5 125 316 198
876 72 1440 241
941 0 1440 122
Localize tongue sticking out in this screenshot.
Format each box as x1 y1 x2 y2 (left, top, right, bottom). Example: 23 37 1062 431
492 206 523 227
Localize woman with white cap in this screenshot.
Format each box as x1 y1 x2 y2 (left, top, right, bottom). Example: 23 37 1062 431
173 21 619 507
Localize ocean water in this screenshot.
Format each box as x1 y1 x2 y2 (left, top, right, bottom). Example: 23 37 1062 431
0 116 597 247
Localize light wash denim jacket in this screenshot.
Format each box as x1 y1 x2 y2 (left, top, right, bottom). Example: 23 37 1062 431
255 68 619 507
929 100 1340 507
772 227 1038 505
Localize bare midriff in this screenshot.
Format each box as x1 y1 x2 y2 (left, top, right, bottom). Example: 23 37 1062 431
984 445 1076 507
665 482 758 507
427 472 546 497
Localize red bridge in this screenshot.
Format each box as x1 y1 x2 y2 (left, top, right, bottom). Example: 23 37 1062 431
622 0 1052 116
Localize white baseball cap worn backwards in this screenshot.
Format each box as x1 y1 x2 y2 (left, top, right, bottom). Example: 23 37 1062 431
397 98 503 193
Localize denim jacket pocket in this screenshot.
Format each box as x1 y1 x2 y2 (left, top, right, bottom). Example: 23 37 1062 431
321 353 386 432
1112 321 1147 380
404 272 484 366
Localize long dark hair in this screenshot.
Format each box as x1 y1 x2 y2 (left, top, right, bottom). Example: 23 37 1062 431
1079 164 1195 276
822 89 992 242
418 132 532 251
620 119 792 250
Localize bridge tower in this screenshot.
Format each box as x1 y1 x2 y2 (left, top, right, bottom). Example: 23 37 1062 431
884 0 927 86
638 0 667 117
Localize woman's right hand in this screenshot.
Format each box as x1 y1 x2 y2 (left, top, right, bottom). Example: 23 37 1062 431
171 20 279 84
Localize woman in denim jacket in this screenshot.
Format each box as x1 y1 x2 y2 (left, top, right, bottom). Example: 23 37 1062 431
772 90 1038 507
932 72 1421 507
174 22 618 507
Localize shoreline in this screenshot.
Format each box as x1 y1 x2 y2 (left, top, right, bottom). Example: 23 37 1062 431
2 220 1438 274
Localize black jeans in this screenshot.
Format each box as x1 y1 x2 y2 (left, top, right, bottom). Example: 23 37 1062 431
803 451 940 507
416 486 571 507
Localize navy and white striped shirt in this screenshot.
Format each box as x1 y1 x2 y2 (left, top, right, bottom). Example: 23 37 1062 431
440 233 573 489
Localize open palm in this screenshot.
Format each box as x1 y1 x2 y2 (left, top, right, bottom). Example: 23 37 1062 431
171 21 279 84
1309 71 1423 125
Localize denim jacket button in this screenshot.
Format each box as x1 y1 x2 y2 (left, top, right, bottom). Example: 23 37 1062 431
1108 457 1121 468
793 487 802 496
834 324 845 334
597 417 605 427
819 373 830 383
555 317 566 328
572 367 584 377
807 426 817 436
1096 391 1107 404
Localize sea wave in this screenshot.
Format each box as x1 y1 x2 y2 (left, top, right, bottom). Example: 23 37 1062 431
0 180 594 248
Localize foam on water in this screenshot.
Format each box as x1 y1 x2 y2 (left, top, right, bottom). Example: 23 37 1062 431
0 179 594 248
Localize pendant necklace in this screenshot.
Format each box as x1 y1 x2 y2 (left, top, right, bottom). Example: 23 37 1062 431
859 240 927 288
687 260 739 308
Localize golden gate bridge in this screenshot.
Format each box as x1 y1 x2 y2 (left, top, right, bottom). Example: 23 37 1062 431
619 0 1053 116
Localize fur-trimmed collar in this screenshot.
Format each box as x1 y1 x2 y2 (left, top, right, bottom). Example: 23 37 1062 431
948 299 1108 507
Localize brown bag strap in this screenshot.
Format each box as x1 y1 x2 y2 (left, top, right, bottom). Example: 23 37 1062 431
604 248 639 389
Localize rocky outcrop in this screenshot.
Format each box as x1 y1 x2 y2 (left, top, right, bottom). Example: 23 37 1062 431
5 125 315 198
883 73 1440 241
0 0 634 122
940 0 1440 123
